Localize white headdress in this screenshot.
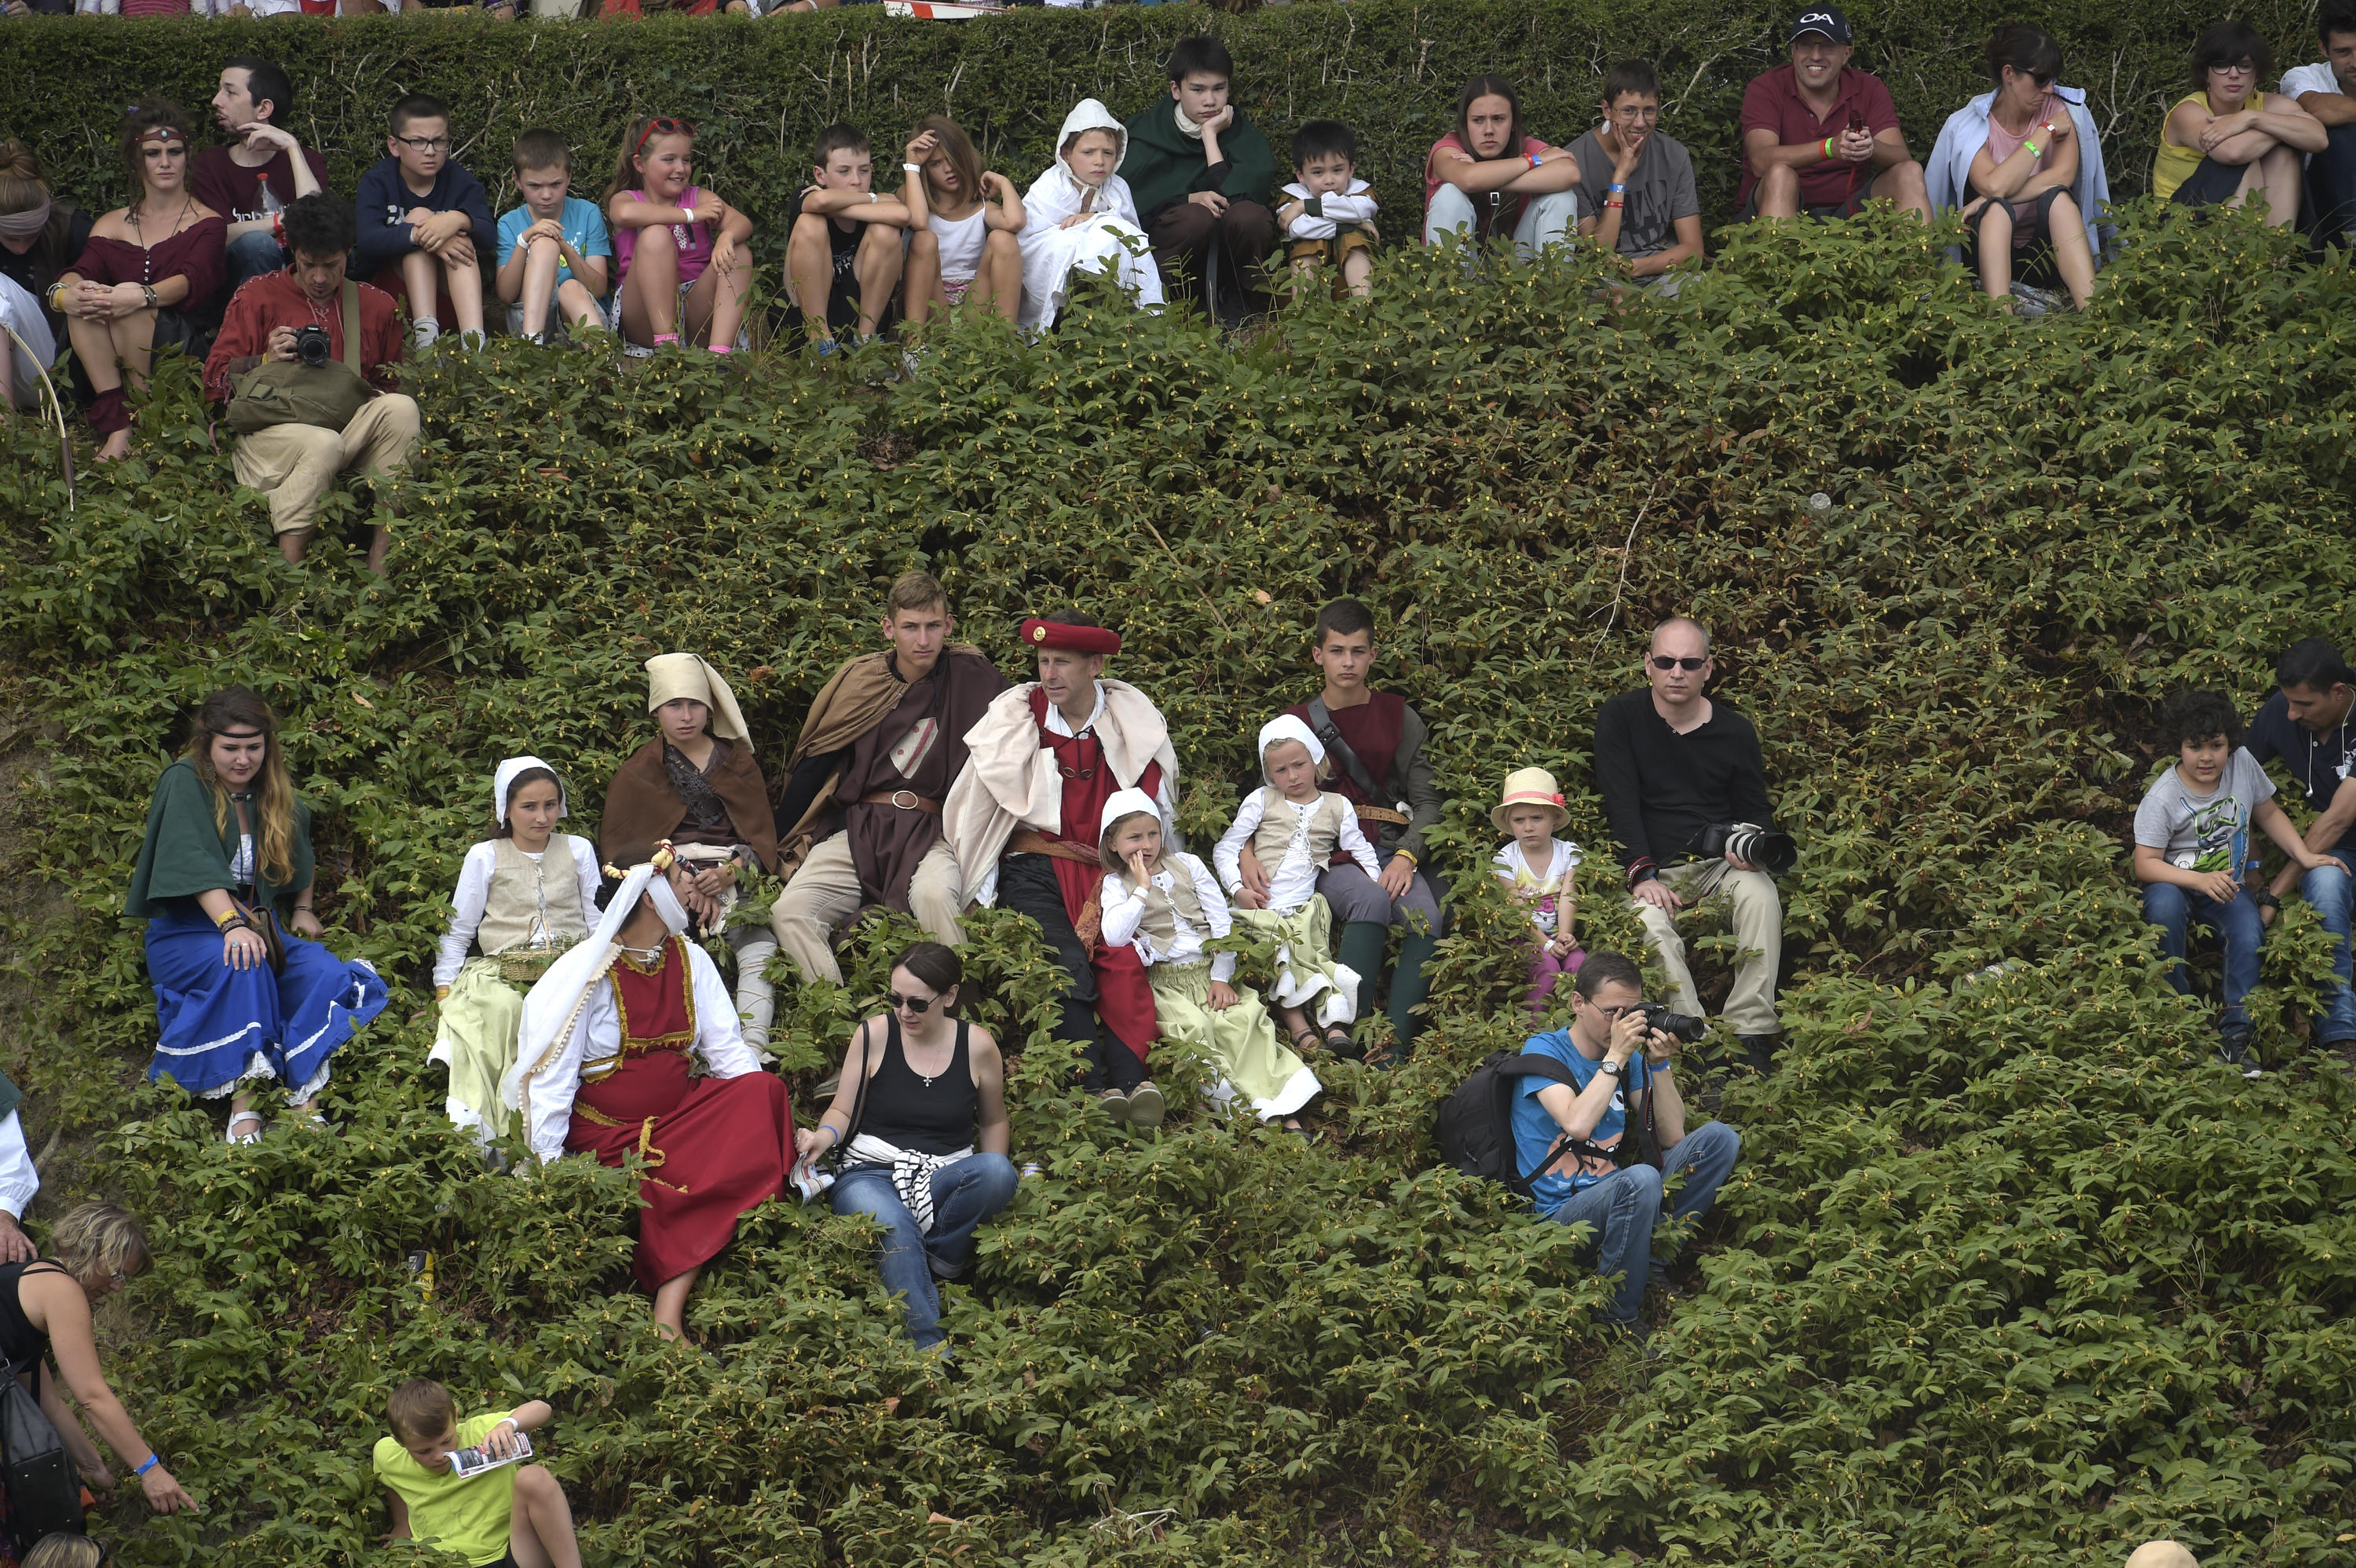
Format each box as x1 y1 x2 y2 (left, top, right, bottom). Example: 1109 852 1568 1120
645 653 751 744
493 755 568 826
503 853 690 1116
1256 715 1326 775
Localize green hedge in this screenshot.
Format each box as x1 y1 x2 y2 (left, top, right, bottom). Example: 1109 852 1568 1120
0 0 2335 263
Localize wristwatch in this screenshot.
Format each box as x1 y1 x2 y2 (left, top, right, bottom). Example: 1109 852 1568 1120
2254 890 2281 912
1597 1058 1624 1078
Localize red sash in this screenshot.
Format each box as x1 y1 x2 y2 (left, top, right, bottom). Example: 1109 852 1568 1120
1028 689 1161 1062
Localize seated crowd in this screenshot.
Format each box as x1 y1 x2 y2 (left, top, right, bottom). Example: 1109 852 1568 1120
9 12 2356 546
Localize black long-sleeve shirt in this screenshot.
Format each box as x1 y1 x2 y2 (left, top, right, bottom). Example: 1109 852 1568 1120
1592 688 1775 881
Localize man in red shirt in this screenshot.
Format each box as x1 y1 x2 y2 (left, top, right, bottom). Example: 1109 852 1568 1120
203 194 416 573
1737 7 1930 221
193 56 331 294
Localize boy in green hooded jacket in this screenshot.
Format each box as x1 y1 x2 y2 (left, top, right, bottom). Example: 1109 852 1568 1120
1122 35 1279 304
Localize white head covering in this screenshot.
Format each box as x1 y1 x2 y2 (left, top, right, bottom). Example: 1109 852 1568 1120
645 653 751 744
503 855 690 1113
1057 97 1129 174
493 755 569 826
1097 786 1162 853
1257 715 1326 777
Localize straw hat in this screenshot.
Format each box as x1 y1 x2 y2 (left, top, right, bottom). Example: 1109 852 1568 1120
1492 767 1568 834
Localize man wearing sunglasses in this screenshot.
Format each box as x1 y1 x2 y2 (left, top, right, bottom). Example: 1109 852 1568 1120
1593 617 1784 1073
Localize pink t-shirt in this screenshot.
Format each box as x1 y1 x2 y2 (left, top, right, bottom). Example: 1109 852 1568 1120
1980 90 2065 183
613 187 714 286
1421 131 1552 242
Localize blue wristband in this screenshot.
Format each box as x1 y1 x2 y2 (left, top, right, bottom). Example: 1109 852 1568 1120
135 1453 159 1477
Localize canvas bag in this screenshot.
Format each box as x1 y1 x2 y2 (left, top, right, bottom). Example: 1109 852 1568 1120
226 280 371 434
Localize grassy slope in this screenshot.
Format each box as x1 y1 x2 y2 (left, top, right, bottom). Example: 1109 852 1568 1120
5 205 2356 1566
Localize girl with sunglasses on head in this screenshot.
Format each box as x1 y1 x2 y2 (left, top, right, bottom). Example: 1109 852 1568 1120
796 942 1015 1355
55 101 226 461
603 115 755 354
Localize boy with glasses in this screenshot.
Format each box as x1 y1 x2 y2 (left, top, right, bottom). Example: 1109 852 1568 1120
1593 618 1786 1073
355 93 495 349
1569 60 1705 289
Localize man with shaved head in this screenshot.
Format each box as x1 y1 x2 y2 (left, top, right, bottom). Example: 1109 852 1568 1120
1592 617 1786 1073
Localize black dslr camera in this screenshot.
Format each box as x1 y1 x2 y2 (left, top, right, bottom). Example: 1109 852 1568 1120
291 323 333 368
1637 1002 1708 1044
1696 821 1798 875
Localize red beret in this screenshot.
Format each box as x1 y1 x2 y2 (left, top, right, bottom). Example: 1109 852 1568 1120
1019 618 1121 656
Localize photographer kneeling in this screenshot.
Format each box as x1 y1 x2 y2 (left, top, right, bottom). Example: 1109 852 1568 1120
201 192 416 573
1511 949 1740 1339
1594 616 1792 1073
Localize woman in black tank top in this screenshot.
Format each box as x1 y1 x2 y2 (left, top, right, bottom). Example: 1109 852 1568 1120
796 942 1018 1354
2 1203 196 1515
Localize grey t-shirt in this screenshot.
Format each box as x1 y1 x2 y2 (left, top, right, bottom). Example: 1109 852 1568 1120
2132 748 2274 872
1568 128 1700 258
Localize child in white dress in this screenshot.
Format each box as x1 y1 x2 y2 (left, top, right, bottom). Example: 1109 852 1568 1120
1489 766 1582 1015
1099 788 1319 1128
432 757 602 1140
1018 98 1165 331
1214 715 1384 1053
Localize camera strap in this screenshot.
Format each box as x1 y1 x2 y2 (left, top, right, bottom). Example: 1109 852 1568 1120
339 279 361 375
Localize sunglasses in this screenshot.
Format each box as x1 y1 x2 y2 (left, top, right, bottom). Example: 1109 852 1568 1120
1650 655 1707 671
885 990 938 1014
633 117 697 155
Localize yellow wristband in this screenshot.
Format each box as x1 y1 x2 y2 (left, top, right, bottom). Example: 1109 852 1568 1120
1391 849 1418 867
435 985 450 1000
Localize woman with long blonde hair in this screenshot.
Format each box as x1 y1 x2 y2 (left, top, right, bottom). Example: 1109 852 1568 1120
124 686 386 1142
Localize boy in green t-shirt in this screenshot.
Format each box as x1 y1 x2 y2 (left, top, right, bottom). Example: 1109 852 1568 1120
375 1380 581 1568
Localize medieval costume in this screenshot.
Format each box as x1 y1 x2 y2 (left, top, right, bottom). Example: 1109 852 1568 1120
942 618 1178 1094
1097 788 1319 1121
430 757 601 1140
126 758 386 1104
514 858 794 1292
770 643 1007 985
599 654 783 1054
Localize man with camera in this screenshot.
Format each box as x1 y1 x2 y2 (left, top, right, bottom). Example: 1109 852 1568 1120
1593 617 1791 1073
202 192 417 573
1509 948 1741 1338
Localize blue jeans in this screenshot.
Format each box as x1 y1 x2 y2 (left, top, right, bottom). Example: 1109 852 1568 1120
1542 1120 1740 1327
1423 185 1579 258
225 229 286 294
829 1153 1018 1350
2307 123 2356 242
2143 880 2264 1029
2301 850 2356 1043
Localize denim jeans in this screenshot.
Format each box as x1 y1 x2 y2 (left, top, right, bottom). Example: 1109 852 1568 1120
2301 850 2356 1043
1542 1119 1740 1326
829 1153 1019 1349
1423 185 1579 258
2143 880 2265 1029
2307 122 2356 243
225 229 286 294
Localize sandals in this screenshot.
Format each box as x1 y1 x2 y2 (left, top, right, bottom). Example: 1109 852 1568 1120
225 1109 264 1145
1322 1025 1361 1060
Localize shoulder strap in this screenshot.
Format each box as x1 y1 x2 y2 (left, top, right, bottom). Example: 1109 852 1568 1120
339 280 362 375
1304 697 1381 802
1495 1052 1584 1086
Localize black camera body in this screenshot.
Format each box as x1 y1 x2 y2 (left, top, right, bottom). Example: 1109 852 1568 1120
1637 1002 1708 1044
1696 821 1798 875
291 323 333 369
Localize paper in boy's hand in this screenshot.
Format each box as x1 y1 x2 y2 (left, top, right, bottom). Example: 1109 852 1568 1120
447 1429 534 1479
791 1158 834 1204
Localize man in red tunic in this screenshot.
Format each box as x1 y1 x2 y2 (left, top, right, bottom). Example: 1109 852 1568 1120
1239 598 1447 1060
942 614 1180 1126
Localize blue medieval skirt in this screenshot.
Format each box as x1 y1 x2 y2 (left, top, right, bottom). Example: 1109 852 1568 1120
145 905 388 1096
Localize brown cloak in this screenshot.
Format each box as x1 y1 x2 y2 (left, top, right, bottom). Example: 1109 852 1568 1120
601 738 781 875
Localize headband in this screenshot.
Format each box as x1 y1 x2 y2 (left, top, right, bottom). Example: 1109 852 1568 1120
135 126 188 148
0 202 50 241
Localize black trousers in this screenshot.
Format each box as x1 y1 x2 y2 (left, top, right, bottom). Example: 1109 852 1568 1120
997 853 1144 1092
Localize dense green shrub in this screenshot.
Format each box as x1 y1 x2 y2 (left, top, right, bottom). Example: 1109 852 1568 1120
0 0 2340 262
9 188 2356 1563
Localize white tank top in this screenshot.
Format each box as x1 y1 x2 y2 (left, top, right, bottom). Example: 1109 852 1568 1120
929 206 988 283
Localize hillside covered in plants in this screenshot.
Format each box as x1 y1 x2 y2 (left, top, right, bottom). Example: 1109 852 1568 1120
6 199 2356 1566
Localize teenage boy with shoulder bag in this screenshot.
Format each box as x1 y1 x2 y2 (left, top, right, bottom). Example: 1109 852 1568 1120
202 193 416 573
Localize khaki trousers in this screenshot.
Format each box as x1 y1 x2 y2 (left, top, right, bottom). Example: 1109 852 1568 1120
771 830 965 986
232 393 420 535
1630 859 1783 1036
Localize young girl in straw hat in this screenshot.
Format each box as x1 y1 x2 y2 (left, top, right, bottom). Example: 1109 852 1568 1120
1491 766 1582 1014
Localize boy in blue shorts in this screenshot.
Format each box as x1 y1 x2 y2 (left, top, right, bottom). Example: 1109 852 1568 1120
496 130 612 344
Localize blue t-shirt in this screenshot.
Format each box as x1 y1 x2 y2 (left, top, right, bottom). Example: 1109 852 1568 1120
496 197 613 293
2245 690 2356 854
1509 1029 1656 1215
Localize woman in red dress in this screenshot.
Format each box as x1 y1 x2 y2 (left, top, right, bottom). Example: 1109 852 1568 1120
55 101 227 461
513 854 793 1340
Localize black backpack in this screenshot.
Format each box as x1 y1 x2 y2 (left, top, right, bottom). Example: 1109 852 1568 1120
1436 1051 1588 1197
0 1352 84 1554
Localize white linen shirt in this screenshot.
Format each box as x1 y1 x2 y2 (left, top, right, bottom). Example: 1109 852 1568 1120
1098 852 1238 982
1213 786 1381 916
434 835 602 989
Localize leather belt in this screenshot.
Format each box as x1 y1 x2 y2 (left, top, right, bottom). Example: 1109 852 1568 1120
1355 803 1411 827
1008 828 1102 865
858 790 942 815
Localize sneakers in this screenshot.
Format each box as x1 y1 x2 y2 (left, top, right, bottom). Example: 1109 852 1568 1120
2217 1025 2263 1079
1126 1081 1166 1129
1096 1087 1129 1122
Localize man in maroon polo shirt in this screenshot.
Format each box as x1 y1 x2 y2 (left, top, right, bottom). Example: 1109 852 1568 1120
1736 7 1930 221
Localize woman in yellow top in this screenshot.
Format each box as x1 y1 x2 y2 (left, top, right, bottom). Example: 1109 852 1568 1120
2157 20 2325 225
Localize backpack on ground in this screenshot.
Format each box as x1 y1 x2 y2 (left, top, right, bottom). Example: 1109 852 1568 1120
226 279 372 435
0 1354 85 1554
1435 1050 1586 1197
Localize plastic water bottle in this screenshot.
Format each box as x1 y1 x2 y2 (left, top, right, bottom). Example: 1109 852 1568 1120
256 170 284 216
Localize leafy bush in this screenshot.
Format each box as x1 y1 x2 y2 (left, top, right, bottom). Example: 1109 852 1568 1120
9 195 2356 1565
